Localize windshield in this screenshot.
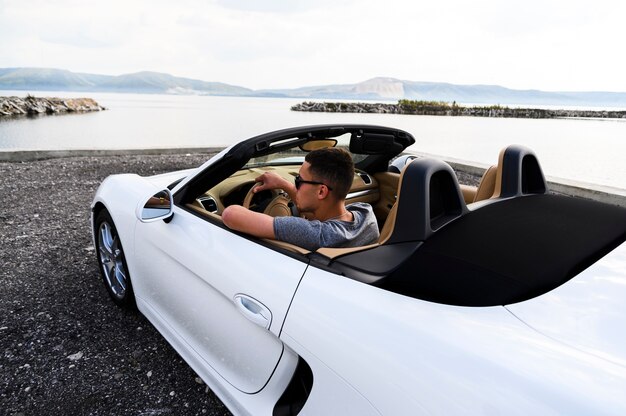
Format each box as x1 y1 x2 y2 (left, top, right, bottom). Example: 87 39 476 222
243 133 368 169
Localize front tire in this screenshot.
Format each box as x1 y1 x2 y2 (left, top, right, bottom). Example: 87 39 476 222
94 209 136 309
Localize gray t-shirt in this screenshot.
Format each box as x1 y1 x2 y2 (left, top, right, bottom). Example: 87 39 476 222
273 202 380 251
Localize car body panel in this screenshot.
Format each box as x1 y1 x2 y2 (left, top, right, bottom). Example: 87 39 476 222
143 167 196 189
91 173 159 260
138 295 299 416
507 242 626 367
278 331 382 416
132 204 308 393
283 264 626 415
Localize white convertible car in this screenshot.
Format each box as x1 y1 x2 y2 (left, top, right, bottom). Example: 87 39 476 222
91 124 626 415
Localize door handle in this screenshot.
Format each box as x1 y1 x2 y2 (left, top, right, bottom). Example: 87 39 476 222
233 294 272 329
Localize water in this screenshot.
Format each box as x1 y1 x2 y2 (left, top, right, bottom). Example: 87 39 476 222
1 91 625 190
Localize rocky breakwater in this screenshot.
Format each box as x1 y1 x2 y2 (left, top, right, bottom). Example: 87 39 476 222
292 100 626 119
0 95 106 117
291 101 403 114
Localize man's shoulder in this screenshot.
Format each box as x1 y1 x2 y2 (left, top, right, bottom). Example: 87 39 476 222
274 215 320 228
347 201 373 210
347 202 375 215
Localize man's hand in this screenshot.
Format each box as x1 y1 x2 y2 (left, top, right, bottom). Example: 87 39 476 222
254 172 297 200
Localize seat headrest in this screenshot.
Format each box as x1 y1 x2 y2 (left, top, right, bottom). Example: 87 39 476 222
493 145 547 198
386 158 468 244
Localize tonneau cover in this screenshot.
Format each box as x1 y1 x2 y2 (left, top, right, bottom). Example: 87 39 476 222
380 194 626 306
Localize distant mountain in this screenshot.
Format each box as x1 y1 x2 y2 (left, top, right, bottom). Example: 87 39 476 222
2 68 626 106
256 77 406 100
94 71 253 95
0 68 97 90
263 77 626 106
0 68 253 96
398 80 626 107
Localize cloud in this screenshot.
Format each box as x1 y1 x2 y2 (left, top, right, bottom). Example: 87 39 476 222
215 0 354 13
1 0 626 91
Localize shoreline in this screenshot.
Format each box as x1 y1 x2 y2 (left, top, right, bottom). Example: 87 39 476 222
291 100 626 119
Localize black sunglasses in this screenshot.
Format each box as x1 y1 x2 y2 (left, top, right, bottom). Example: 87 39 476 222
294 174 333 191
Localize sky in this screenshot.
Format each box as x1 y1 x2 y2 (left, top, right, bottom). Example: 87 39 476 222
1 0 626 92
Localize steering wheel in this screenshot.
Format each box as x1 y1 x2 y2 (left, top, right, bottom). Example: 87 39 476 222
243 182 292 217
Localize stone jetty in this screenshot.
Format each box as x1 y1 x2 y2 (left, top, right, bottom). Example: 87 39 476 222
0 95 106 117
291 100 626 119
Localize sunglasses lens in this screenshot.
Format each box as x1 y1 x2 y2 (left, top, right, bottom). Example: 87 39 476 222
295 175 302 189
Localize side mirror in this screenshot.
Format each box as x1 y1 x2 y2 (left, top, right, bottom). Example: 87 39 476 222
138 189 173 222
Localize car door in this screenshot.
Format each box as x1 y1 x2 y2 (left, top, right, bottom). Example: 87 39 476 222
132 204 308 394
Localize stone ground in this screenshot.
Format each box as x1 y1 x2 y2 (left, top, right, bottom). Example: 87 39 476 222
0 153 480 416
0 153 231 416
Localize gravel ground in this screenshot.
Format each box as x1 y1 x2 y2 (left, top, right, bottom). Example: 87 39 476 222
0 153 480 416
0 153 232 416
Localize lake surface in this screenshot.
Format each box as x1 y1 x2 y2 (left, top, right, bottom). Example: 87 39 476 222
1 91 625 190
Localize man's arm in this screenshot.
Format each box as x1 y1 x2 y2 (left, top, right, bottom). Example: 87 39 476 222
222 172 296 239
222 205 276 239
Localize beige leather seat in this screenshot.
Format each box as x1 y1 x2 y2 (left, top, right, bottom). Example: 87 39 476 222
460 165 497 203
378 202 398 244
472 165 498 202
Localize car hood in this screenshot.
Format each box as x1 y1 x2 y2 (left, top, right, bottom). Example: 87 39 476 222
144 168 197 189
506 242 626 368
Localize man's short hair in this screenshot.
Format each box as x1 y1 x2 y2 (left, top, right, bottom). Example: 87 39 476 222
305 147 354 200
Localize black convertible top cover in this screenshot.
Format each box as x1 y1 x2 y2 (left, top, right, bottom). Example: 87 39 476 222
377 194 626 306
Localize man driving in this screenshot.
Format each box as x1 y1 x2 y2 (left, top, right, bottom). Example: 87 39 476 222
222 147 379 251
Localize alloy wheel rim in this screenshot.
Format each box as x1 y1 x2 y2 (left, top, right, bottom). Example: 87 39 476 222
97 221 128 299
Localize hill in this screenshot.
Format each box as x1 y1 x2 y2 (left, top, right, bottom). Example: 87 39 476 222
0 68 252 96
2 68 626 106
264 77 626 106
